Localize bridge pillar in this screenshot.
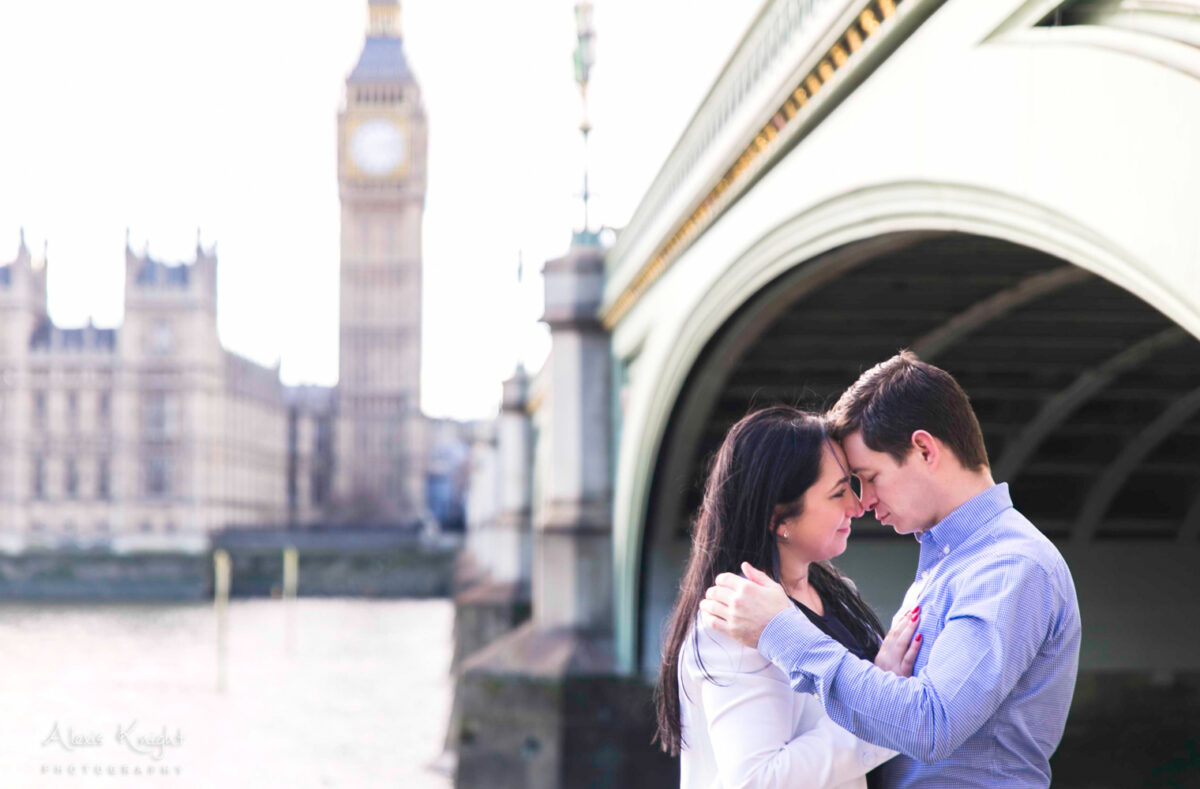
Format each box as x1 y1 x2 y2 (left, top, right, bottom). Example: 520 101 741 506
494 365 534 591
446 371 535 765
451 367 535 666
458 421 498 590
454 239 672 788
535 242 612 631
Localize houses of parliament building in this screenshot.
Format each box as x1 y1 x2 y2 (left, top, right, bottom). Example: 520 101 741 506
0 0 433 552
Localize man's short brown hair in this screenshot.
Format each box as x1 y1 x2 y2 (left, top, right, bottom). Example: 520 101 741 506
828 351 989 470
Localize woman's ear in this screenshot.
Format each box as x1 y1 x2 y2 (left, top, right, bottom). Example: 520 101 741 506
771 507 794 541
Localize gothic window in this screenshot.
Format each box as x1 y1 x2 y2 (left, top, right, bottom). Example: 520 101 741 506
65 459 78 498
149 322 173 355
145 455 171 497
315 416 332 455
312 466 330 507
33 391 46 430
287 415 299 510
143 392 169 437
66 391 78 431
32 457 45 499
287 409 299 453
98 391 111 426
287 467 298 511
97 457 110 500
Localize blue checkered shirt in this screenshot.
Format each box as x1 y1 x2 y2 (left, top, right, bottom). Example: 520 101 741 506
758 483 1081 788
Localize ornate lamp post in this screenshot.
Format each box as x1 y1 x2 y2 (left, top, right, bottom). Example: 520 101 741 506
573 1 597 241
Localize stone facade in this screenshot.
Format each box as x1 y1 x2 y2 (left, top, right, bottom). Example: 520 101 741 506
0 0 435 551
0 234 287 552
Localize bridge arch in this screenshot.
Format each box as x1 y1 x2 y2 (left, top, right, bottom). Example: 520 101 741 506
614 180 1200 674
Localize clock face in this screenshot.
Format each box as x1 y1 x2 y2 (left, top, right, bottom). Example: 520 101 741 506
350 118 407 177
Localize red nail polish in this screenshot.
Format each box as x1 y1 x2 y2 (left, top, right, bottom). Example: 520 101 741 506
911 612 919 621
916 634 922 641
913 606 920 613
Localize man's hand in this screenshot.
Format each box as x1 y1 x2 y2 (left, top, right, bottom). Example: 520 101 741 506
699 562 791 648
875 606 922 677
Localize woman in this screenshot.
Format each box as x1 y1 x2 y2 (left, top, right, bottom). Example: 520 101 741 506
654 406 921 789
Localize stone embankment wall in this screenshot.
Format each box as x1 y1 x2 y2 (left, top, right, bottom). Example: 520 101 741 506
0 534 459 601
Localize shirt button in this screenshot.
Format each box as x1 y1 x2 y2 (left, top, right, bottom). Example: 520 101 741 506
921 571 930 580
943 546 950 555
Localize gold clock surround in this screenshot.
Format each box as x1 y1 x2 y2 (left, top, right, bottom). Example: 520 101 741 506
344 114 412 181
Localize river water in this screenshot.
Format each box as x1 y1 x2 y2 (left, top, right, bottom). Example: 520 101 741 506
0 599 454 788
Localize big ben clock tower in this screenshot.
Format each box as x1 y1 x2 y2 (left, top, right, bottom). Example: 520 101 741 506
336 0 427 526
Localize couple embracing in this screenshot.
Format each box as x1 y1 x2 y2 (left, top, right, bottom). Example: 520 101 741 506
654 352 1082 788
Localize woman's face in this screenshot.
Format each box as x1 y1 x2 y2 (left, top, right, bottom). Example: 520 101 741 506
776 442 864 564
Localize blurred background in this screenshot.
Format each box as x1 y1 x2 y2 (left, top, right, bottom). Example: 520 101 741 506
2 0 1200 787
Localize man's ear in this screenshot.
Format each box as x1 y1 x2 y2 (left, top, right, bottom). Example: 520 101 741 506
910 430 939 469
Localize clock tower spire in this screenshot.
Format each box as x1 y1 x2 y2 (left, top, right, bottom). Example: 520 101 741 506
335 0 428 527
367 0 402 37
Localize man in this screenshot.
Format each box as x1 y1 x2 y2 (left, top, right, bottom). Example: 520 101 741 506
700 351 1081 788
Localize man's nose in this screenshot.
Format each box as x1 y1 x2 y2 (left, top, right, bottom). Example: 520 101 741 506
858 481 878 510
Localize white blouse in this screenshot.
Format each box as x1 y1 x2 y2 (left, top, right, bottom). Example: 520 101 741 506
678 616 895 789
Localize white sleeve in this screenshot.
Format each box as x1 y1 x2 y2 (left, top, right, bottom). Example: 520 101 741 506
691 622 895 789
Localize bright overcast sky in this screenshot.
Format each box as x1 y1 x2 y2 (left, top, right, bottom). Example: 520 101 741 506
0 0 760 420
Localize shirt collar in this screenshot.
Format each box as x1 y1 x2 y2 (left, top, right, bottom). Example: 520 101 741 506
915 482 1012 569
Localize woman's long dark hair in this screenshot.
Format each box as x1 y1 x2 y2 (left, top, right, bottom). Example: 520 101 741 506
653 406 885 756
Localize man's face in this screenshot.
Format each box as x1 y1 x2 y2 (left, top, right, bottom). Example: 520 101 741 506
841 430 939 535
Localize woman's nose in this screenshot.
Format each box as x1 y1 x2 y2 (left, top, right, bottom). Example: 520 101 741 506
846 489 865 518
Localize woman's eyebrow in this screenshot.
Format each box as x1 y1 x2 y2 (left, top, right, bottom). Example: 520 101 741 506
828 475 851 492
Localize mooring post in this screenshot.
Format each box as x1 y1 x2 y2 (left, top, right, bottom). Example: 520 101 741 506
283 546 299 655
283 546 299 599
213 548 232 692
